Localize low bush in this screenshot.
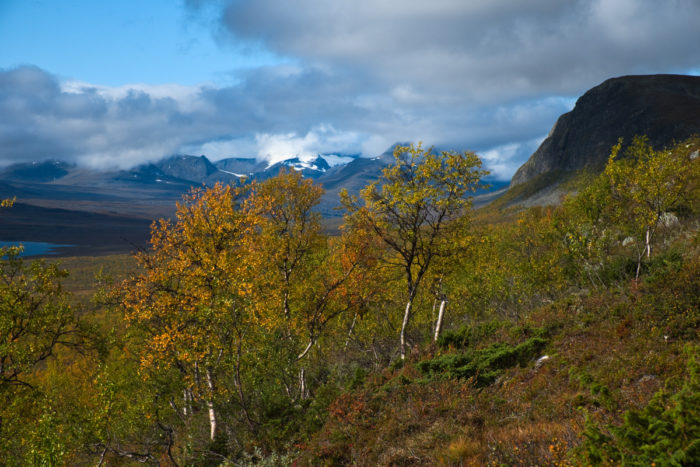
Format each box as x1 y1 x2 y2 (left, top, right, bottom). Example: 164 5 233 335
417 336 548 387
579 349 700 465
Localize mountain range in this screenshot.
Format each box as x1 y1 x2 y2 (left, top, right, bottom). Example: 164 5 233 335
0 144 443 254
0 148 398 215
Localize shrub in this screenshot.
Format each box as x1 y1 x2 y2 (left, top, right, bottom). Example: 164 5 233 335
436 319 506 350
417 337 548 387
579 349 700 465
641 256 700 340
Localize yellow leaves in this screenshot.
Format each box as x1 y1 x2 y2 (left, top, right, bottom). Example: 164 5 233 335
605 135 695 235
119 170 353 392
117 182 259 384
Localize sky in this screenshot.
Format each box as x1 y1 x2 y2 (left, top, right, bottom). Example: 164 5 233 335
1 0 699 180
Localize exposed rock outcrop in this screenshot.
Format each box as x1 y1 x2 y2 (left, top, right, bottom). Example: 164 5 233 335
511 74 700 186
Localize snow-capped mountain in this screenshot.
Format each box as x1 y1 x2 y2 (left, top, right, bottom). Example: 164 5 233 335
214 153 356 180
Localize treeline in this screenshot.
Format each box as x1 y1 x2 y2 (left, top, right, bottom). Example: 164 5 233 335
0 139 699 465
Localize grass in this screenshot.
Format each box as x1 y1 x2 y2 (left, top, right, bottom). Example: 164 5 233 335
48 254 139 306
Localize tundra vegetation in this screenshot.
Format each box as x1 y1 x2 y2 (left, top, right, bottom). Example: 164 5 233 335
0 139 699 465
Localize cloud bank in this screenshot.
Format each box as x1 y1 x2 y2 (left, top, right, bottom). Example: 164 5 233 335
2 1 699 179
220 0 700 100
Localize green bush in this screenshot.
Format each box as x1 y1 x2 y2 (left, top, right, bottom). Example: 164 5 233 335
644 249 683 283
641 256 700 340
436 319 506 350
580 349 700 466
417 337 547 387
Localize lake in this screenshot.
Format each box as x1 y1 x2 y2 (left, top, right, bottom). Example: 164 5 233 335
0 241 74 257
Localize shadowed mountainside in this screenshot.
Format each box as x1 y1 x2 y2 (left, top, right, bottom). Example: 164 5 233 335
511 74 700 187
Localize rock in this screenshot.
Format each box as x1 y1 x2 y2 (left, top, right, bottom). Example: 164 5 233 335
660 212 679 227
637 374 658 385
511 74 700 187
534 355 550 370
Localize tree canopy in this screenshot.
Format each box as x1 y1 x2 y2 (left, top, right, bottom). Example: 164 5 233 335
342 142 488 359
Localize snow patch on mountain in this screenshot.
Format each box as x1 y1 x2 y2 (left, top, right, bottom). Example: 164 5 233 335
218 169 248 178
265 153 317 170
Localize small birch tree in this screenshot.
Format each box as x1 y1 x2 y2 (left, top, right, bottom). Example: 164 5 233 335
605 136 699 280
341 143 487 360
245 170 371 397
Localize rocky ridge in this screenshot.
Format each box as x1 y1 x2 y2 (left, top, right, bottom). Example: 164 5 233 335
511 74 700 186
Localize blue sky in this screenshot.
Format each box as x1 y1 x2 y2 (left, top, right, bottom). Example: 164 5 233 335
0 0 284 85
1 0 699 179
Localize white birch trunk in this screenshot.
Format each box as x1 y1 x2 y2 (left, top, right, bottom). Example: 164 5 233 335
400 297 414 360
205 368 217 441
433 299 447 342
297 339 314 361
344 312 358 350
299 367 307 400
636 256 643 281
645 228 652 259
183 389 189 417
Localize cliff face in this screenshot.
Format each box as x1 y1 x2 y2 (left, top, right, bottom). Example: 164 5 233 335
510 74 700 186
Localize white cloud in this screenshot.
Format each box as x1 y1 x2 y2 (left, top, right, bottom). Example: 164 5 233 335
254 125 362 164
62 80 214 113
480 137 545 180
180 125 364 164
181 138 258 160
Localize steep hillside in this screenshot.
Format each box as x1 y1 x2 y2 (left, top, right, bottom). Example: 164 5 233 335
511 74 700 188
2 135 697 465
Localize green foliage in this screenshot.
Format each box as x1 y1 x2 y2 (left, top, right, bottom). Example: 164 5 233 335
341 142 488 359
0 247 77 389
557 173 616 287
580 349 700 466
229 446 297 467
417 337 548 386
0 243 98 464
436 319 506 350
639 253 700 340
643 248 684 283
605 136 699 279
556 135 700 285
27 404 67 466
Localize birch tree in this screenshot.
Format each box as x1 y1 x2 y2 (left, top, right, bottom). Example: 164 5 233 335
245 170 371 396
119 183 256 444
341 143 487 360
0 248 77 391
604 136 699 280
0 198 83 462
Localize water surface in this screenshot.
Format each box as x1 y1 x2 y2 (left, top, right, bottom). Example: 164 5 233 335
0 241 74 257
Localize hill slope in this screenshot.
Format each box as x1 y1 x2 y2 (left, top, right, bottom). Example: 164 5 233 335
511 74 700 187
